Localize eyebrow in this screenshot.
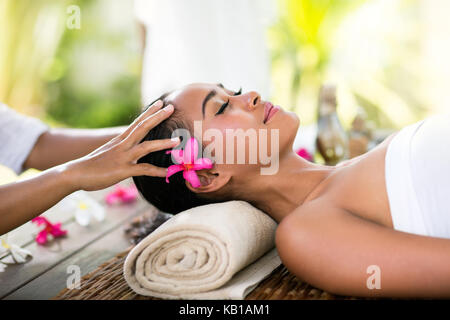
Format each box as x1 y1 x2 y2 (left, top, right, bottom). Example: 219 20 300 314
202 89 217 118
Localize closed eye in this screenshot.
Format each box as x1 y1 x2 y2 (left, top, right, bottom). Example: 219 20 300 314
215 100 229 115
214 87 241 116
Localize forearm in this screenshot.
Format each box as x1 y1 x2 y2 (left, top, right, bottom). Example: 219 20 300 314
24 126 127 171
0 163 78 235
1 101 176 236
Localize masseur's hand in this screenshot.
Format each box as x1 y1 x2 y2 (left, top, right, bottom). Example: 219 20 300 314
66 100 179 191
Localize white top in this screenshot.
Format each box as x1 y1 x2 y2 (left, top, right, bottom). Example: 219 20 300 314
134 0 276 105
0 103 49 174
385 113 450 238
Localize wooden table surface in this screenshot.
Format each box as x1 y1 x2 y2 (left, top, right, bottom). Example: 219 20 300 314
0 178 150 300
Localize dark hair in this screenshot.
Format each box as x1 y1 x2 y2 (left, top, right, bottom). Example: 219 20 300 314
132 93 217 214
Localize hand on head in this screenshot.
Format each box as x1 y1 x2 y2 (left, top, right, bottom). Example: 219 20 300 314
66 100 180 192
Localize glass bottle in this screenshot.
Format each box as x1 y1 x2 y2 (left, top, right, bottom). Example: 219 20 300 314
348 107 372 159
315 84 349 166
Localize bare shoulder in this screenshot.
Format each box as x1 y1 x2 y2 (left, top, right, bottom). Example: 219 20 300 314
276 199 353 231
275 199 450 298
275 201 358 254
275 201 365 294
275 201 357 271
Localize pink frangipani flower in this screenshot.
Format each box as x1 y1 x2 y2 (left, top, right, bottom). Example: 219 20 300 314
105 184 138 205
165 137 213 188
296 147 314 162
31 216 67 245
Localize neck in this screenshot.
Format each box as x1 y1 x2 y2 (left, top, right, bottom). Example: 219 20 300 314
240 152 337 223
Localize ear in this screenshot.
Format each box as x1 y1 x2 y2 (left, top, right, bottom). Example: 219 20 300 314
185 169 231 194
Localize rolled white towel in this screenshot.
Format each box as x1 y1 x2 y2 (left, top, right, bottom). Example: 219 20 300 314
123 200 281 299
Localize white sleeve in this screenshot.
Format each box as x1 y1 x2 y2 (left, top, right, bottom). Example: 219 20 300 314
0 103 50 174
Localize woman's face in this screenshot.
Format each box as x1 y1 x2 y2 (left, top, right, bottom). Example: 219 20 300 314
166 83 300 182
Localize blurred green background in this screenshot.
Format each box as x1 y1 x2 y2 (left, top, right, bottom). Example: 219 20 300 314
0 0 446 130
0 0 142 128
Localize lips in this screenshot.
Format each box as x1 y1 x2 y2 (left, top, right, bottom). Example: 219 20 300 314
263 102 280 124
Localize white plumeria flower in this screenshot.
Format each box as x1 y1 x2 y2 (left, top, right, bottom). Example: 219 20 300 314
0 235 33 266
0 240 6 272
59 191 105 227
7 244 33 263
0 238 6 256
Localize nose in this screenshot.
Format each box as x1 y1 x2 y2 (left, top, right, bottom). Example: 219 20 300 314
235 91 261 111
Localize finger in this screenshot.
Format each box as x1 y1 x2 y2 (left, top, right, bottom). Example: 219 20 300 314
130 137 181 161
119 100 164 139
124 104 175 147
129 163 168 178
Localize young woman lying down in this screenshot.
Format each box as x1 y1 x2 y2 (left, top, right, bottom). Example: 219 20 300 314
132 82 450 298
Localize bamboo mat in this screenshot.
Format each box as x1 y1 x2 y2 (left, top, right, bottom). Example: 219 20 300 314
53 211 359 300
53 246 363 300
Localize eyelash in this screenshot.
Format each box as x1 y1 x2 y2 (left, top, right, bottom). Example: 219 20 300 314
216 100 229 115
215 88 242 115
